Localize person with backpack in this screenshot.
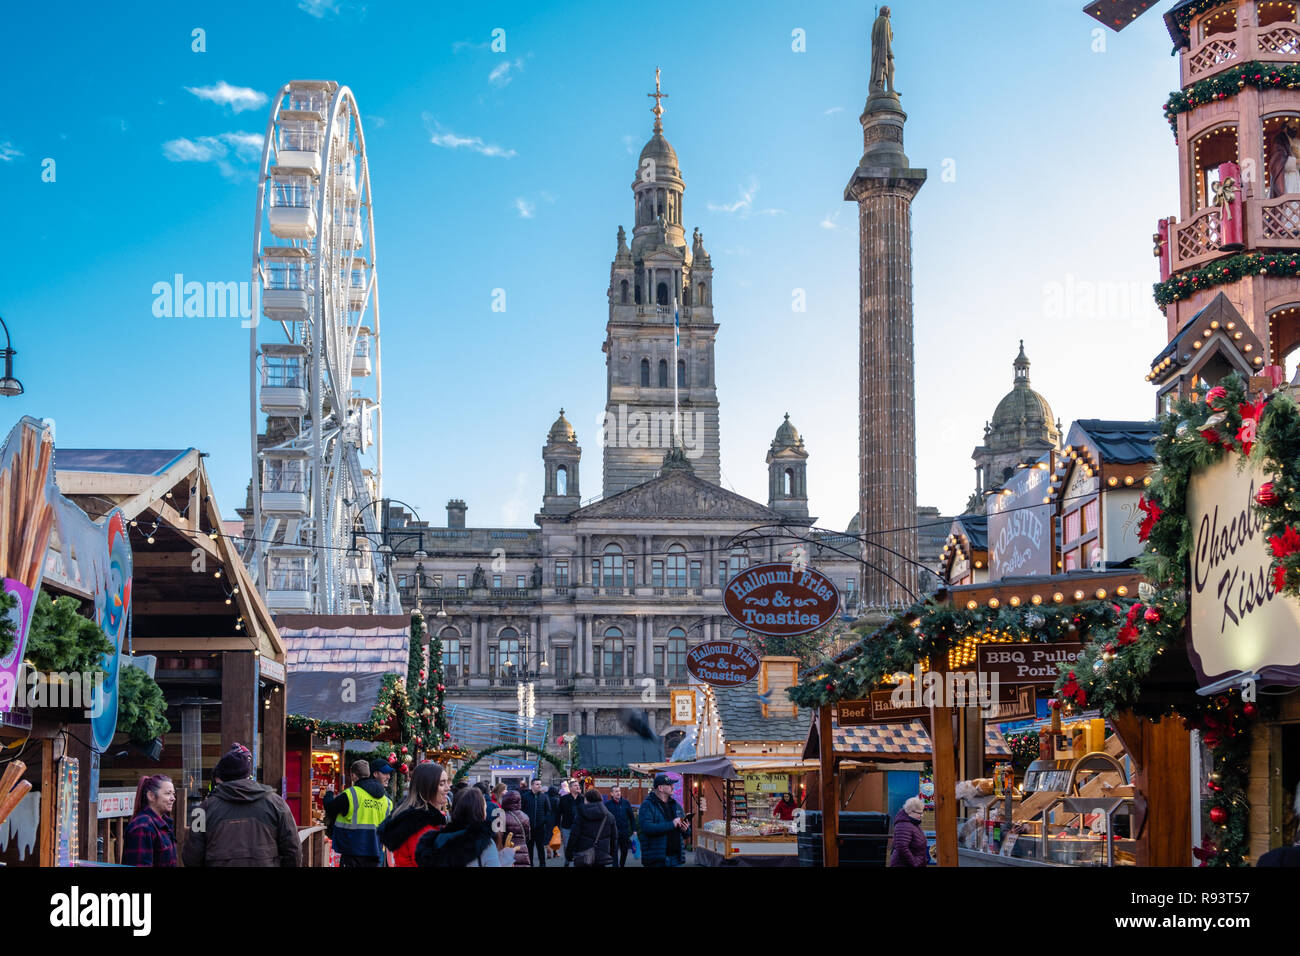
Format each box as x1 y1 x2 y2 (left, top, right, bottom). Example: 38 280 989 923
566 788 618 867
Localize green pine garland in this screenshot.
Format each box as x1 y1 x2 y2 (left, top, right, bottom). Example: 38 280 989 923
452 743 566 785
24 590 112 675
1163 61 1300 137
1154 251 1300 308
117 664 172 745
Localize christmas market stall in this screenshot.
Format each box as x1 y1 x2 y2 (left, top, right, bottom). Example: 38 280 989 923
52 443 284 864
662 660 818 867
940 514 988 588
569 733 660 802
0 417 167 867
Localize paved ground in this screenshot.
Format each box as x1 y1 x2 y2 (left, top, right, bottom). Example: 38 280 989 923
537 848 696 867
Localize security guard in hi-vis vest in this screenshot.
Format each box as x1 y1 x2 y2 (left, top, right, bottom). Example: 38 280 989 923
323 759 395 866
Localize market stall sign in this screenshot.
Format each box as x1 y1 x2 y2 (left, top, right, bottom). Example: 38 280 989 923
686 641 761 686
987 460 1054 580
1187 455 1300 687
96 788 136 820
977 643 1085 685
670 688 697 725
988 684 1036 722
723 563 839 636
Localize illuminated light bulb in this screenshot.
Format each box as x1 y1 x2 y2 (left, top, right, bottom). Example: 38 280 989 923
988 598 1000 609
1009 596 1021 607
147 535 156 545
966 600 978 610
1074 590 1085 600
1124 476 1134 486
1095 588 1107 599
1031 594 1042 605
1108 477 1119 487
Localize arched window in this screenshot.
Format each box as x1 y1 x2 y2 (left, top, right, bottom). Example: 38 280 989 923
556 465 568 496
783 468 794 496
697 282 706 306
677 360 686 387
640 358 650 387
440 627 461 679
602 544 624 589
667 628 687 681
603 627 624 677
634 283 642 305
656 282 669 306
496 627 520 678
620 279 629 304
666 544 687 588
658 360 668 388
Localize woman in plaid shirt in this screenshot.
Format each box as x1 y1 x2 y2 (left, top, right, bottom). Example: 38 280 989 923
121 774 178 867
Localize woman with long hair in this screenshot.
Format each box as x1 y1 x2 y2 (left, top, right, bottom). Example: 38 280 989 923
414 786 500 867
120 774 177 867
379 762 449 867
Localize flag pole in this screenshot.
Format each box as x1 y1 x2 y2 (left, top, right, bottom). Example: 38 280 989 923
673 295 680 450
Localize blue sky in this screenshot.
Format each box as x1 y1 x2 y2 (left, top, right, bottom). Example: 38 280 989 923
1 0 1180 530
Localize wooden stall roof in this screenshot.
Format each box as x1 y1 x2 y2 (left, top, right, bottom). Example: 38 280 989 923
277 614 410 674
55 447 282 660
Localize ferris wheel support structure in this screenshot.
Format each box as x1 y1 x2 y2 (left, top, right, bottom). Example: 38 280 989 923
247 79 394 615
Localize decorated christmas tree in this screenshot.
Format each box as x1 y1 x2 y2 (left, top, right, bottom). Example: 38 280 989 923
402 609 452 770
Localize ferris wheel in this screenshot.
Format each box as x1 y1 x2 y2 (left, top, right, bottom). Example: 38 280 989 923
248 79 394 615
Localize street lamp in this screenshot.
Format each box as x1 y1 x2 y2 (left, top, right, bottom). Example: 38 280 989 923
0 316 23 397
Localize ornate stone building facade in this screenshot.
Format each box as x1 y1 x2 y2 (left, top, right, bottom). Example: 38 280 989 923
386 89 866 745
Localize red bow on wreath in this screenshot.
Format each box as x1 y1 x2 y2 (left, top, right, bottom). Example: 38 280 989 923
1137 496 1163 542
1237 399 1265 456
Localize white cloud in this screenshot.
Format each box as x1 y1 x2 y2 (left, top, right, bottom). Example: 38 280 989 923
824 106 844 115
622 134 637 155
425 116 516 158
184 81 268 114
515 198 535 218
161 131 262 180
820 211 840 229
500 471 530 525
298 0 341 17
488 58 526 88
708 178 784 217
0 142 23 162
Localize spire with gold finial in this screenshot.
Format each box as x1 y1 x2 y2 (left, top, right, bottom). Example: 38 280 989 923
648 67 668 133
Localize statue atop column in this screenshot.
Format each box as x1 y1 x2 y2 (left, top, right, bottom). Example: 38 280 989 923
870 6 897 97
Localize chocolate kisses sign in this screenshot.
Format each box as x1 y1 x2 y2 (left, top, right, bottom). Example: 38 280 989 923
1187 454 1300 687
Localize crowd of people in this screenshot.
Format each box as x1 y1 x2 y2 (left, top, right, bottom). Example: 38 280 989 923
117 743 958 869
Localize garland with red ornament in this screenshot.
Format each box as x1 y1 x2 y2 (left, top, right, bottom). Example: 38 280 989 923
1054 372 1297 866
1154 251 1300 308
1163 61 1300 138
402 608 454 778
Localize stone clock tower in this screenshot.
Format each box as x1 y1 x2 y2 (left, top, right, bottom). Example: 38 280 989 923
602 72 721 493
846 7 927 606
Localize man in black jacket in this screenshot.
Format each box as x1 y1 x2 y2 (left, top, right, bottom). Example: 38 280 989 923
520 778 554 866
556 781 578 866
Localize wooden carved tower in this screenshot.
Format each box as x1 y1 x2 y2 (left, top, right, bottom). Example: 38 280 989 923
1124 0 1300 403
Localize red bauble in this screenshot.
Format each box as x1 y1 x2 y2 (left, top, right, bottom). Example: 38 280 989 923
388 751 398 762
1209 806 1228 825
1144 607 1161 623
1207 778 1222 792
437 684 445 692
419 670 426 680
1243 702 1258 719
401 745 408 754
415 736 423 746
400 763 410 774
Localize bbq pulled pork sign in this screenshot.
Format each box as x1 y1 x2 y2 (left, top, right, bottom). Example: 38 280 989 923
686 641 762 687
723 563 839 637
1187 455 1300 687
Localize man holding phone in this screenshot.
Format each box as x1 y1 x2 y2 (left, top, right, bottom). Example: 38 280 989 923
638 774 688 868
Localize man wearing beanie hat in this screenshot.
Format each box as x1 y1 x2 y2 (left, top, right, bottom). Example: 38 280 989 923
181 744 301 867
638 774 687 867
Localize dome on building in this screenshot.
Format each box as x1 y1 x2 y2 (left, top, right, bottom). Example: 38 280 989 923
987 341 1058 452
547 408 576 444
845 513 860 533
772 413 803 451
638 131 678 172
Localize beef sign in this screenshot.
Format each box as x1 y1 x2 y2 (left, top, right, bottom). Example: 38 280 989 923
723 563 840 637
686 641 762 687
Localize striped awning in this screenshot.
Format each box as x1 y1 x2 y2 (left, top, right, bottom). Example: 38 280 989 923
832 718 932 757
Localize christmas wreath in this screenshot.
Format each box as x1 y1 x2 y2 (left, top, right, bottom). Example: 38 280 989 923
1163 61 1300 138
1154 251 1300 308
